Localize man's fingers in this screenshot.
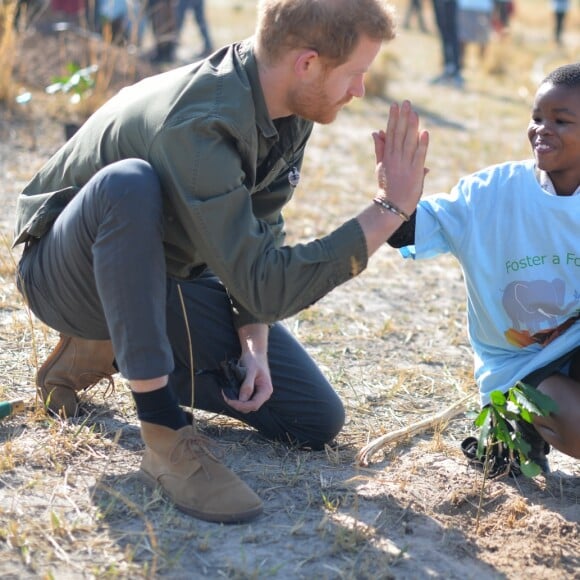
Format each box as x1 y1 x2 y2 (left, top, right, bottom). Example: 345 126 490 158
372 131 385 164
385 102 399 153
401 107 421 158
414 129 429 166
222 372 272 413
385 100 422 163
393 100 411 154
238 379 254 402
225 393 269 414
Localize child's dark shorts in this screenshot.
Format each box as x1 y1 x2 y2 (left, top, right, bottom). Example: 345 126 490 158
520 345 580 388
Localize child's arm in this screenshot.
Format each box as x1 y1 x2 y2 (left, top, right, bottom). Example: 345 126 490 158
386 211 416 248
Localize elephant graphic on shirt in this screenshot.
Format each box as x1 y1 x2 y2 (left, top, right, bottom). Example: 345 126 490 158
502 278 578 335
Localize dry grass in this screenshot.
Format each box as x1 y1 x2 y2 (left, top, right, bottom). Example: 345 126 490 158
0 1 18 105
0 0 579 578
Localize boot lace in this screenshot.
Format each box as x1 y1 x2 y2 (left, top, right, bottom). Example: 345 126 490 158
170 431 223 468
77 371 116 399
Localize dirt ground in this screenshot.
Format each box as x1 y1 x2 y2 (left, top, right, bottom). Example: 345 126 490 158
0 2 579 578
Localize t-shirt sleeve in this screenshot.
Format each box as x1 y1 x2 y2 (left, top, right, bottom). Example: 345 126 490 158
401 181 471 261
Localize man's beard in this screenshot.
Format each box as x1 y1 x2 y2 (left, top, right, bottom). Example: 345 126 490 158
287 82 349 124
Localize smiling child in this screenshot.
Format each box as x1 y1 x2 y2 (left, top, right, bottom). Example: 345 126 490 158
383 62 580 470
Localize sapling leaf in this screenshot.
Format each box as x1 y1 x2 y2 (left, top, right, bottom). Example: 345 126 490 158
472 383 557 478
493 416 512 446
474 405 490 428
515 382 559 416
512 432 531 456
45 82 65 95
499 408 522 422
489 390 507 407
45 63 98 99
520 459 542 478
519 408 533 424
476 409 492 459
511 388 543 416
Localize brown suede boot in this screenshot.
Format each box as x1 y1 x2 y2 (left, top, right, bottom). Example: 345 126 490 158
139 422 263 523
36 334 117 417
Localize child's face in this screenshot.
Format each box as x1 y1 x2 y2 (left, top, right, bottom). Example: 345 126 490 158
528 82 580 195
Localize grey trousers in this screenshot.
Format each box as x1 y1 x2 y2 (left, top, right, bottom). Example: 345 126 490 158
17 159 344 448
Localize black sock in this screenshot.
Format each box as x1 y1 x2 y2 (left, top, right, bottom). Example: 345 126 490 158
132 385 189 430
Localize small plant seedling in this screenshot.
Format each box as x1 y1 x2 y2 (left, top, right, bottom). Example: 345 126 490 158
474 382 559 477
45 63 99 104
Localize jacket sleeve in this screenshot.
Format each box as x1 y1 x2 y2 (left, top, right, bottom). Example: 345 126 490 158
227 171 291 328
149 116 369 325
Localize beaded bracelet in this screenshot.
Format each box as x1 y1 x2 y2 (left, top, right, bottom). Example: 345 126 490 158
372 197 410 222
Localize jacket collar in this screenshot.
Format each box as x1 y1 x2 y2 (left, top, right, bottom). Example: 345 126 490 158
237 38 279 140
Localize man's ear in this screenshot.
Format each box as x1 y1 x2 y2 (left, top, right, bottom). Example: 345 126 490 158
293 49 320 78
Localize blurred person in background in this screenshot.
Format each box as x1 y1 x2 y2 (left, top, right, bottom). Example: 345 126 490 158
148 0 177 62
97 0 146 45
431 0 462 86
491 0 513 35
551 0 569 45
402 0 429 32
175 0 213 58
456 0 493 78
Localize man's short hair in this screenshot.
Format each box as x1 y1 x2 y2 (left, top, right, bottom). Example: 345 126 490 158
542 62 580 89
255 0 396 66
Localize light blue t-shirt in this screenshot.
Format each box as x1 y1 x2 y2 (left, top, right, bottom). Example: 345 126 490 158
402 160 580 405
457 0 493 12
551 0 569 13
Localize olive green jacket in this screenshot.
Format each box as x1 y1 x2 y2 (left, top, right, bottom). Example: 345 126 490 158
14 39 368 328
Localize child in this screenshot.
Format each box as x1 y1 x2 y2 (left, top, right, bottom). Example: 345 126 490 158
379 62 580 470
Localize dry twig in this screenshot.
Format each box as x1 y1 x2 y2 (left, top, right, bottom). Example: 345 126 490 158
356 394 476 466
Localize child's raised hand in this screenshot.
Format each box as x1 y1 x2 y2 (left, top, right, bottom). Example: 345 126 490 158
372 101 429 216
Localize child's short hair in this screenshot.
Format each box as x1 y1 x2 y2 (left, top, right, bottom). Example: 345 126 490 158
542 62 580 88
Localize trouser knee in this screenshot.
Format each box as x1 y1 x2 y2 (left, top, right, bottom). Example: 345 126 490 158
292 398 345 450
96 159 163 224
